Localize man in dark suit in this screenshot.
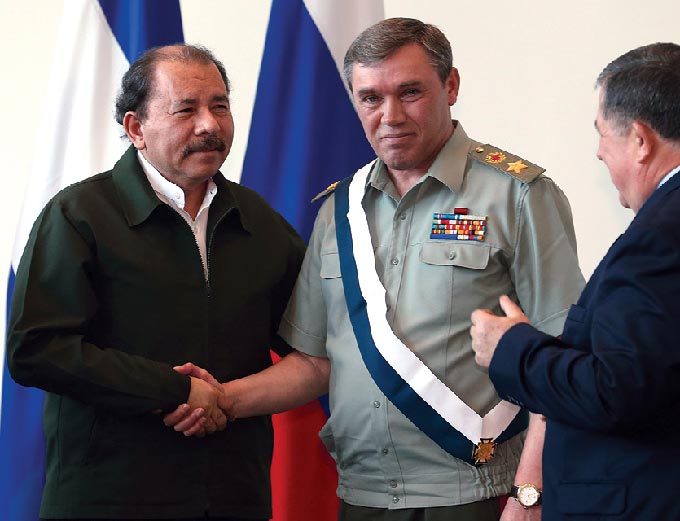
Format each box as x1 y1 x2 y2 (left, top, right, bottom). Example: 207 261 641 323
469 42 680 519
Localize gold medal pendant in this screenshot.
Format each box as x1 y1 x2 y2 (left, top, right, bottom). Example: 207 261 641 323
472 438 496 464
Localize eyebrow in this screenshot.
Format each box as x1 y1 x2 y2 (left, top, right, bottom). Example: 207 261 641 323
173 94 229 106
355 81 425 98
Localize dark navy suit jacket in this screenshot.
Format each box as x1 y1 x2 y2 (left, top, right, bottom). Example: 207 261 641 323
491 169 680 520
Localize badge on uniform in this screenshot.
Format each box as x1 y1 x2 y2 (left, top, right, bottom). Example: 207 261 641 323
430 208 487 241
472 438 496 464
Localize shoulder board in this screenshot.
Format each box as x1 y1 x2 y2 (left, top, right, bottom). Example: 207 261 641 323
310 180 341 203
469 144 545 183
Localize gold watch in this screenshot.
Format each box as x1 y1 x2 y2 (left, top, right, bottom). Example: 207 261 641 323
510 483 542 508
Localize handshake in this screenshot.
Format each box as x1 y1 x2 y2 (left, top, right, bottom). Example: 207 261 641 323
162 362 232 438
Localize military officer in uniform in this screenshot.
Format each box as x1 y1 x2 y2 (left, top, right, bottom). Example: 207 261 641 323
167 18 585 521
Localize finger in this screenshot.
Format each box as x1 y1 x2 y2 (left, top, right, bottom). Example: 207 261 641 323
173 408 205 432
163 403 190 427
195 366 219 387
499 295 524 318
182 417 207 437
212 410 228 431
203 418 217 434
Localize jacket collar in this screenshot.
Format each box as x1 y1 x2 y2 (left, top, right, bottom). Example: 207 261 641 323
111 145 251 233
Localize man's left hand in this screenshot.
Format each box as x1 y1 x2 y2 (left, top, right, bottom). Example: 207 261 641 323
470 295 529 367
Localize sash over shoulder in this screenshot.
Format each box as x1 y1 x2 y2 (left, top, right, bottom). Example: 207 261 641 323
333 162 528 466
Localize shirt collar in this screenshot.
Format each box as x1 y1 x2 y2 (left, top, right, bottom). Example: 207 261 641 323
366 121 469 196
137 151 217 212
657 164 680 189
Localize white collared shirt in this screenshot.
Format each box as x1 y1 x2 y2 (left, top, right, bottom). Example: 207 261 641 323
137 151 217 280
657 164 680 189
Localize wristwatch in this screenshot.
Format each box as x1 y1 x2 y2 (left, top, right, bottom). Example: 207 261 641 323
510 483 542 508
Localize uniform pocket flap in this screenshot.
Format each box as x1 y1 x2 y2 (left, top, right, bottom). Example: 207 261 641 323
557 481 625 515
420 242 490 269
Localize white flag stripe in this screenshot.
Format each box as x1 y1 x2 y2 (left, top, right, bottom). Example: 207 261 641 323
11 0 128 269
303 0 383 93
4 0 129 418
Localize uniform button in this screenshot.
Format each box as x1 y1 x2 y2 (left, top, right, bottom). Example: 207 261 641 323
400 213 407 221
390 480 398 488
392 496 400 504
373 401 381 408
447 250 456 260
391 258 399 265
382 447 389 455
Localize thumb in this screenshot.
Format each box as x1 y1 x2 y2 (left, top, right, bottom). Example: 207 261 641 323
173 362 197 375
499 295 523 318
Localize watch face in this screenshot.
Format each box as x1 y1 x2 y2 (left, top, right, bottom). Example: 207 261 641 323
518 486 540 506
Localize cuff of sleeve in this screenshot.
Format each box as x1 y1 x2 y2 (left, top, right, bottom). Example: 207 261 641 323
489 322 544 407
277 316 327 356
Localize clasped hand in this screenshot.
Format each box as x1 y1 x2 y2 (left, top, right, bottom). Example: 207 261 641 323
163 362 232 437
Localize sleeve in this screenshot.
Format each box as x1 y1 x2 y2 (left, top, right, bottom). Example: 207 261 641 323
268 214 307 357
492 226 680 433
511 176 585 335
6 199 190 415
277 200 332 357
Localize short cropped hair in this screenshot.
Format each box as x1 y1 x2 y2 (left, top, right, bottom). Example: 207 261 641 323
343 18 452 91
596 42 680 141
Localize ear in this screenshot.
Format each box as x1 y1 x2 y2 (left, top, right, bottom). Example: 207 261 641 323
123 112 145 150
446 67 461 107
630 121 655 163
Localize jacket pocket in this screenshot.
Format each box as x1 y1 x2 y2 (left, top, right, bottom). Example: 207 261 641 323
557 481 625 515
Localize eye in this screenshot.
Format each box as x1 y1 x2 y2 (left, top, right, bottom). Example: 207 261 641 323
213 103 230 114
401 88 421 99
174 107 194 116
362 95 381 104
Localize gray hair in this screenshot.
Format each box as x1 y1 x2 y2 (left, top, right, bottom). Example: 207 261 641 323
596 42 680 141
343 18 452 91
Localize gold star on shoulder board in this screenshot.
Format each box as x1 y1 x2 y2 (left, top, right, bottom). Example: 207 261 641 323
506 160 528 174
469 143 545 183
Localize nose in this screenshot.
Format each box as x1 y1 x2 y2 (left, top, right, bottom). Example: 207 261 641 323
195 108 221 134
381 97 406 126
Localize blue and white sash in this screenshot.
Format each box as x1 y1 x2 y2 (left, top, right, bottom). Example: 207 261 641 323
334 163 527 466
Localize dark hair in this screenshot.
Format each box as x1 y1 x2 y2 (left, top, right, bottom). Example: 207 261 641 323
596 42 680 141
114 43 230 125
343 18 452 91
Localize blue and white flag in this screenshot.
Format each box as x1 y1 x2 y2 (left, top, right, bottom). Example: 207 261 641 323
241 0 382 241
240 1 382 519
0 1 182 518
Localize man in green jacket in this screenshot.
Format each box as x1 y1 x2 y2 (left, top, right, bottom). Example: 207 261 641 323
6 44 307 520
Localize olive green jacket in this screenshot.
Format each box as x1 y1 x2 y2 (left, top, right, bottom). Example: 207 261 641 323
7 145 305 519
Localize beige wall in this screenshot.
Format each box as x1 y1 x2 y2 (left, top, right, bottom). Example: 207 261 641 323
1 0 678 328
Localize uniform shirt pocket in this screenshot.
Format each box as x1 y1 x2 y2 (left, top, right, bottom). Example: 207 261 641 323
419 242 490 269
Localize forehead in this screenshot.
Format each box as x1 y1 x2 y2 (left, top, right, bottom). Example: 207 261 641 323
351 43 439 90
151 60 227 100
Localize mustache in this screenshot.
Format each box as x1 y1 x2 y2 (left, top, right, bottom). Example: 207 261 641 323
181 135 227 159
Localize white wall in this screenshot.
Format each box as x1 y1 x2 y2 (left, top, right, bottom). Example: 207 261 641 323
1 0 678 334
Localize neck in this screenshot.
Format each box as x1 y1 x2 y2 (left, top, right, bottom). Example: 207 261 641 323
181 182 209 220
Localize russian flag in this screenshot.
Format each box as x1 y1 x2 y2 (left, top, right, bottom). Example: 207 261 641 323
241 1 383 519
0 1 182 518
